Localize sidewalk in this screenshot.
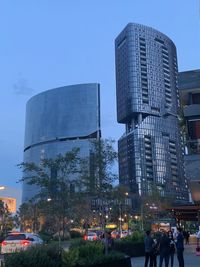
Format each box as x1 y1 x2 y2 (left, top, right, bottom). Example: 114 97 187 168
131 244 200 267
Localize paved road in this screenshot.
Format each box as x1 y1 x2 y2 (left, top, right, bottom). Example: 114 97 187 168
131 244 200 267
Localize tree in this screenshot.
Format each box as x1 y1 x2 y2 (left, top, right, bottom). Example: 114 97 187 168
0 200 14 238
77 139 118 254
139 185 174 230
16 202 37 232
78 139 118 221
18 139 118 243
80 138 118 195
18 148 80 237
111 185 132 228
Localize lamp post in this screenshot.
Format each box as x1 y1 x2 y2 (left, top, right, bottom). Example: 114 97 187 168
118 201 122 235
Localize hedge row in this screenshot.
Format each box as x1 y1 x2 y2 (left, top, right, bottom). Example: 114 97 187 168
4 242 131 267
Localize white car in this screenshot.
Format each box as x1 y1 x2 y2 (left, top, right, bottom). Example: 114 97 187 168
83 231 98 241
1 232 43 254
120 230 132 238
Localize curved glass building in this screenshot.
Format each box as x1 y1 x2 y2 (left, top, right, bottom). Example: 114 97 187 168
115 23 188 202
22 83 101 202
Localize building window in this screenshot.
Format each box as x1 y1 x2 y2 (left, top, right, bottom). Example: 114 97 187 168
188 120 200 139
139 37 149 104
144 135 153 181
192 93 200 104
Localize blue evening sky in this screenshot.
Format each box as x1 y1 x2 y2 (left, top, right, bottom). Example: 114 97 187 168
0 0 200 188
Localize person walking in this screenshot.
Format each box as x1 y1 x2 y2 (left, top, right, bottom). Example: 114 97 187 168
185 231 190 245
158 231 170 267
176 227 185 267
168 231 175 267
144 230 154 267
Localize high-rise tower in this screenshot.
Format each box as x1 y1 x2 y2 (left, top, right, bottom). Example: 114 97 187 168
22 83 101 202
115 23 188 202
178 69 200 202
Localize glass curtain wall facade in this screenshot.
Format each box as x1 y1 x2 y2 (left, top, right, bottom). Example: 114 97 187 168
22 83 101 202
115 23 188 202
178 70 200 154
178 70 200 202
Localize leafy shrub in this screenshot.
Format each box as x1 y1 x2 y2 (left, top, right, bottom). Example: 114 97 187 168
53 231 70 241
113 231 145 257
62 241 125 267
113 238 145 257
4 240 127 267
70 230 83 239
38 231 53 243
77 242 104 265
5 244 62 267
62 247 79 267
123 230 144 243
69 238 87 249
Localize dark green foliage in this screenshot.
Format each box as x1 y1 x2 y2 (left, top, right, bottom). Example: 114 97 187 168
62 247 79 267
76 241 104 265
69 230 83 239
0 200 14 237
80 251 126 267
123 230 144 243
18 149 80 235
113 239 145 257
113 231 145 257
4 242 127 267
4 244 62 267
62 241 125 267
69 238 88 249
38 231 53 243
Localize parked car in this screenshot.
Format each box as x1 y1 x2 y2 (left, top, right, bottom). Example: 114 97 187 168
1 232 43 254
83 231 99 241
111 230 120 239
120 230 129 238
111 230 132 239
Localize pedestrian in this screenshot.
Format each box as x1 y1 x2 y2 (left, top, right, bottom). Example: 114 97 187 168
107 231 114 250
171 228 177 240
176 227 185 267
182 230 186 243
197 227 200 246
158 230 170 267
185 231 190 245
144 230 154 267
168 231 175 267
151 233 159 267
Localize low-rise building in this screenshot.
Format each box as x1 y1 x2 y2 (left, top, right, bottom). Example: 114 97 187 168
0 186 22 213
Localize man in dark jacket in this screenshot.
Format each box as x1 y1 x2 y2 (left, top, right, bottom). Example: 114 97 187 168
144 230 154 267
176 227 185 267
159 231 170 267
